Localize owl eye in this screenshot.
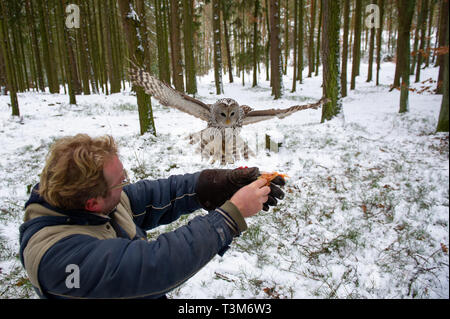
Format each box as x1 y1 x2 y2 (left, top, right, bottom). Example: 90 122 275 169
230 112 235 116
220 112 226 117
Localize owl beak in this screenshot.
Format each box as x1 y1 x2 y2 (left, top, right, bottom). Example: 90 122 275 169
226 119 230 125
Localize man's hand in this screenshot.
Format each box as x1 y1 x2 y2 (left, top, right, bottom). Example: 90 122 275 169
230 178 271 218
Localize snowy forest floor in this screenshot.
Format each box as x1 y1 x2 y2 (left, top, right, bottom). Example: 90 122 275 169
0 61 448 299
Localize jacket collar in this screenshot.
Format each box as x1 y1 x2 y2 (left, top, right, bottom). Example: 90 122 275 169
25 183 111 226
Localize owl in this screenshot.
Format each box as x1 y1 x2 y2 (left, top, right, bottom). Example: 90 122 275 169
128 67 329 164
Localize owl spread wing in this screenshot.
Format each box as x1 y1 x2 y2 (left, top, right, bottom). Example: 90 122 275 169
128 67 211 122
241 97 330 126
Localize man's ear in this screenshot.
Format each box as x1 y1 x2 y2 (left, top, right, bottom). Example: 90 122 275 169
85 197 102 212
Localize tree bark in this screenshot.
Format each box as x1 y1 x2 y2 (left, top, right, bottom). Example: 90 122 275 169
397 0 416 113
321 0 342 122
212 0 223 94
376 0 385 86
341 0 350 97
308 0 316 77
424 0 436 67
411 0 421 75
315 0 322 76
292 0 298 92
436 20 449 131
183 0 197 94
221 0 233 83
367 0 377 82
25 0 45 92
297 0 304 83
57 0 77 104
169 0 184 92
436 0 449 93
415 0 429 82
269 0 282 99
118 0 156 136
0 0 19 116
350 0 362 90
36 0 58 93
155 0 171 84
252 0 260 87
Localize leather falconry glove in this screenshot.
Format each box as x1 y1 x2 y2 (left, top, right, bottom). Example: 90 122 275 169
196 167 285 211
262 175 285 211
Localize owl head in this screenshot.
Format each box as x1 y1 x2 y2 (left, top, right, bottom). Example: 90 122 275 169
211 98 240 128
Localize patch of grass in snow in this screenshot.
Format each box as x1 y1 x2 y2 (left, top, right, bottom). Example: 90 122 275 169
112 103 137 112
235 224 271 266
0 261 35 299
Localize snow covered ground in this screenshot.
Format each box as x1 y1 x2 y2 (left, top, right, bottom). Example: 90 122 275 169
0 61 448 299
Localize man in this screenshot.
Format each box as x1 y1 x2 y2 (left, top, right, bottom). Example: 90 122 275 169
19 134 284 299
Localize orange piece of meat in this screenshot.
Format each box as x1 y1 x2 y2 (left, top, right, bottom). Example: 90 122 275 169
258 172 288 186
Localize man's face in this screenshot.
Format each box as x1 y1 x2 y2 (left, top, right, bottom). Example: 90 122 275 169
102 155 126 214
85 155 126 215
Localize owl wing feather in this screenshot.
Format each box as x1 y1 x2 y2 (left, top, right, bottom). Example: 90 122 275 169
128 67 211 122
241 97 330 126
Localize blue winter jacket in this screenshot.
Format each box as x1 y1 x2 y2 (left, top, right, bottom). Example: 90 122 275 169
19 172 245 299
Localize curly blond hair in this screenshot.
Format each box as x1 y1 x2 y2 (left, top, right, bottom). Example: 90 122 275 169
38 134 118 210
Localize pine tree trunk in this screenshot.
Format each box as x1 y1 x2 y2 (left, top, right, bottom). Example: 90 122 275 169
110 0 122 93
0 1 19 116
436 0 448 93
37 0 58 93
15 16 28 92
321 0 342 122
53 1 67 95
137 0 152 68
252 0 260 88
264 0 270 81
297 0 304 83
212 0 223 94
411 0 421 76
0 44 6 94
392 50 401 89
308 0 316 77
424 0 436 68
415 0 429 82
283 0 289 75
57 0 77 104
25 0 45 92
169 0 184 92
397 0 416 113
76 0 91 95
95 0 107 94
183 0 197 94
87 0 100 94
155 0 171 84
350 0 362 90
101 0 117 93
341 0 350 97
221 0 234 83
291 0 298 92
367 29 375 82
376 0 385 85
315 1 322 76
162 0 171 83
269 0 282 99
367 0 377 82
436 20 449 131
118 0 156 136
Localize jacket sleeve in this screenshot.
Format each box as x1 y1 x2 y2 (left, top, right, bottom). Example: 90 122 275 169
123 172 203 231
37 210 234 299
